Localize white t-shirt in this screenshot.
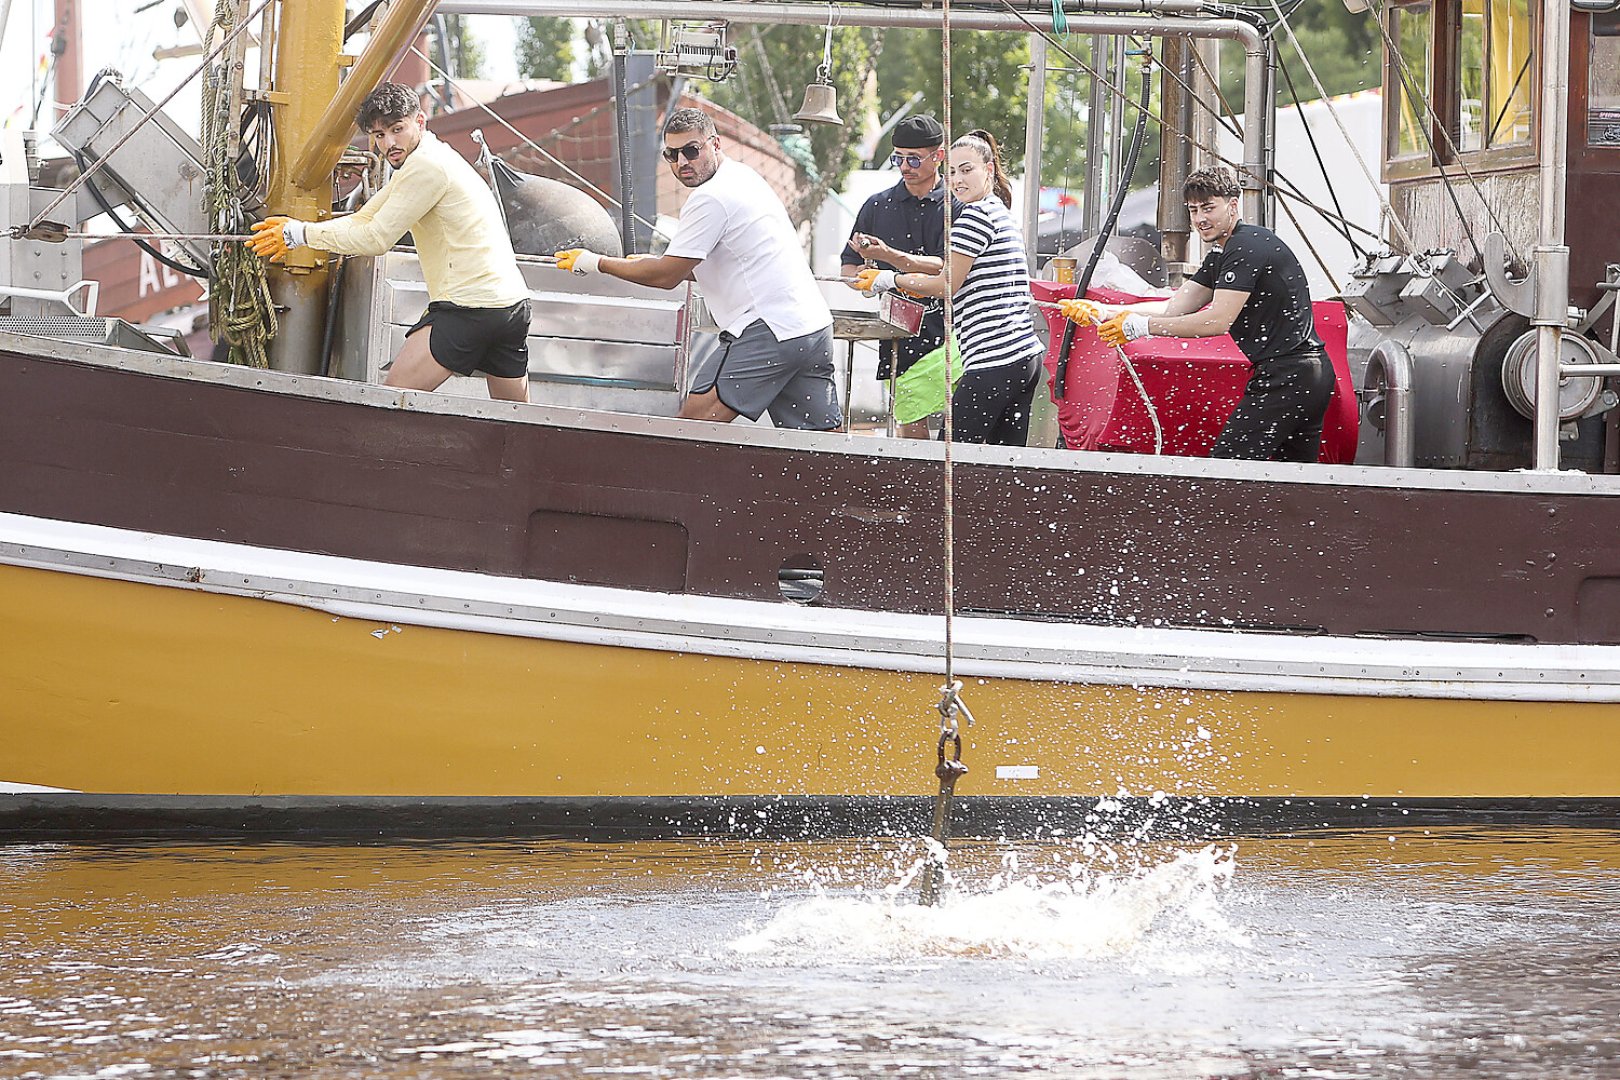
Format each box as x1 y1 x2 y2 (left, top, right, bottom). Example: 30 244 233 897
663 157 832 341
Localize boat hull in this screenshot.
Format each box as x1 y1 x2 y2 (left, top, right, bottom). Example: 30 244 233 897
3 516 1619 836
5 339 1620 645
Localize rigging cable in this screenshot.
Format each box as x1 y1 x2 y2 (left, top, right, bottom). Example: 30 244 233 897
1362 0 1524 267
1262 0 1421 256
407 44 666 242
1270 51 1363 258
993 0 1387 251
919 0 970 911
1175 43 1346 289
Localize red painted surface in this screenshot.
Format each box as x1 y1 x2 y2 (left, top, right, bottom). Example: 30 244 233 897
1033 281 1358 463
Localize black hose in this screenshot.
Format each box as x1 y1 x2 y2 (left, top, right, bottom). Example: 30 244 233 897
72 149 210 279
1053 56 1152 404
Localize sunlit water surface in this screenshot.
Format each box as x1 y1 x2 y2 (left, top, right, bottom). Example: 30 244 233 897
2 828 1617 1077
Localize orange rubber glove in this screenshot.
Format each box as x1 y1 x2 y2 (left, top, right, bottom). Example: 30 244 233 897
247 216 294 260
1058 298 1101 324
1098 311 1151 348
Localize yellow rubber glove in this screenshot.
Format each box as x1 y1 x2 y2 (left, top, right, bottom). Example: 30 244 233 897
553 249 602 275
1059 298 1101 324
852 266 891 294
1098 311 1151 348
247 216 291 261
1098 311 1131 348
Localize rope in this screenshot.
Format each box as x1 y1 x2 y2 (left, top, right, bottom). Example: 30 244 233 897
203 0 274 368
1262 0 1419 257
1271 50 1363 258
919 0 965 911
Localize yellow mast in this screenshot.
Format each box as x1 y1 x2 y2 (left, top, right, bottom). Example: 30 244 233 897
262 0 437 374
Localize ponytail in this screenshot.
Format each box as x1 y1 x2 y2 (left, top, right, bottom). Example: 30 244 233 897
953 129 1013 208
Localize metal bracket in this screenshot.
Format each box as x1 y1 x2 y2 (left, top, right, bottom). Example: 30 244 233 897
1481 231 1534 317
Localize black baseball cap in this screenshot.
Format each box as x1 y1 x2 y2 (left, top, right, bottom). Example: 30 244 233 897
892 115 945 149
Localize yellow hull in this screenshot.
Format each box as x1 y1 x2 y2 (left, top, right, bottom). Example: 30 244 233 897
3 562 1618 801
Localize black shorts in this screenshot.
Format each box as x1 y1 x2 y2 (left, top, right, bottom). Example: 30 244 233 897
407 299 530 379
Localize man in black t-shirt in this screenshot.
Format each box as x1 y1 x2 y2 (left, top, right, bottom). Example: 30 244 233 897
840 114 953 439
1066 166 1335 462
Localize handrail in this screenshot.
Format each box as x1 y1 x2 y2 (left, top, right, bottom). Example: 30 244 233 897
0 280 100 317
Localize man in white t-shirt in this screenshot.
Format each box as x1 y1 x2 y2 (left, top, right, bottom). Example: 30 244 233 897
554 108 839 430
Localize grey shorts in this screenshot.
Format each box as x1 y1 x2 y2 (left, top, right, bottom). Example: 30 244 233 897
690 320 839 430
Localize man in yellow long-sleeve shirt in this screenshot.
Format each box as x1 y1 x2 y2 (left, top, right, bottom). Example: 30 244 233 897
249 83 531 401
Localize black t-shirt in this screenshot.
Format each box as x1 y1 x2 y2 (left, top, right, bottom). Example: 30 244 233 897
1189 222 1321 365
842 179 956 377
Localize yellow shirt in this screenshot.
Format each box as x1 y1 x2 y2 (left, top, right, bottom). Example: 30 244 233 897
304 131 527 308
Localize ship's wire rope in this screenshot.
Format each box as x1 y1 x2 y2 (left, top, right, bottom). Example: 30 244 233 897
1361 0 1523 268
1262 0 1420 258
1270 51 1362 257
993 0 1387 251
1173 44 1344 288
919 0 970 911
408 45 666 241
13 0 273 240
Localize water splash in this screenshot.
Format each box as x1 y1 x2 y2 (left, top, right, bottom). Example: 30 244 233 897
732 843 1247 963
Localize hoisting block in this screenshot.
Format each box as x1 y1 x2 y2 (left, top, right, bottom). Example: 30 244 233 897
13 221 70 243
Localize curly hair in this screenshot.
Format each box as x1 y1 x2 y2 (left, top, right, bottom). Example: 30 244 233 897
1183 166 1242 202
356 82 421 132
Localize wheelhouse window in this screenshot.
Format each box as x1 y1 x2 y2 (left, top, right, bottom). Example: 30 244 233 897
1591 11 1620 146
1485 0 1533 147
1388 1 1434 161
1384 0 1534 174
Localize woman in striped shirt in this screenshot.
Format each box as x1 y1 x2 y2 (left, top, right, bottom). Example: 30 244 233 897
854 130 1044 445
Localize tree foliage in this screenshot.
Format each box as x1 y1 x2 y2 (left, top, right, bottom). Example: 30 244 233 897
515 17 577 82
499 7 1384 203
704 24 879 205
436 16 486 80
871 29 1032 173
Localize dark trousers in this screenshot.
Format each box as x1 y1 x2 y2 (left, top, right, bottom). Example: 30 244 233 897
1212 349 1336 462
946 353 1040 447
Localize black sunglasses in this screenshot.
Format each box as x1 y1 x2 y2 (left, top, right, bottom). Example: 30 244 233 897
889 151 937 169
662 141 707 163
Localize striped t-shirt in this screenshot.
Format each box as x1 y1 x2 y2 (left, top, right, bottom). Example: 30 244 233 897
948 197 1041 370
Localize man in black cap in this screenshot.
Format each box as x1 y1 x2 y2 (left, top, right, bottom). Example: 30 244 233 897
841 114 953 438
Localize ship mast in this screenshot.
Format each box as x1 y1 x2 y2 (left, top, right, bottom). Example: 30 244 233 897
260 0 436 373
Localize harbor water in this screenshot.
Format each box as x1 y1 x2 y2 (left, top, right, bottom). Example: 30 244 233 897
3 827 1618 1077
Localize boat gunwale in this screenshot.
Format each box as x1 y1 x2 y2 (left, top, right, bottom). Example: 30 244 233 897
3 327 1618 498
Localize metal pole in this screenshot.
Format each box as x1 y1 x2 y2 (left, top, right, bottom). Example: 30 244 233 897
1083 35 1107 236
1259 34 1279 229
1532 0 1571 470
1023 32 1048 262
1158 37 1192 280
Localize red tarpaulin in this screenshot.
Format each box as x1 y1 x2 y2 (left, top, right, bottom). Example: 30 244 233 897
1032 280 1358 463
